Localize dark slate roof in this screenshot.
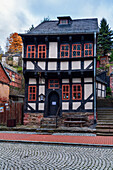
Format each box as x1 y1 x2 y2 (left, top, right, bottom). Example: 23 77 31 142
20 18 99 36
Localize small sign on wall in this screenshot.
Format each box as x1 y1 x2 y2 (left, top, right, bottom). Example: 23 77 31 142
0 106 4 112
52 101 56 105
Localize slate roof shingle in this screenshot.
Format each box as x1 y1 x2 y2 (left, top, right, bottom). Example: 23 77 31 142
25 18 99 36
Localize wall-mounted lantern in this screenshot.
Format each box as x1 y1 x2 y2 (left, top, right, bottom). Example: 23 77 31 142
39 93 45 102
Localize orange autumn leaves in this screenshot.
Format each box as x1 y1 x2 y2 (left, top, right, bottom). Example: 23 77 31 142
7 33 22 53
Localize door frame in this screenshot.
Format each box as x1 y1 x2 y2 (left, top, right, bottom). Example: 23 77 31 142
44 90 61 117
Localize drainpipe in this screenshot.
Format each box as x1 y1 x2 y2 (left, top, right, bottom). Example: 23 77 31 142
94 32 97 124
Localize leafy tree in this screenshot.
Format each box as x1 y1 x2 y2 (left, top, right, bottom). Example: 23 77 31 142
7 32 23 53
97 18 113 57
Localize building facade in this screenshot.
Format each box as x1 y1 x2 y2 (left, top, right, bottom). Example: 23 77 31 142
0 62 11 103
20 16 106 126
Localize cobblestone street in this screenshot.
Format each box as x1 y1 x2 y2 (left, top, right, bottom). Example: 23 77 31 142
0 143 112 170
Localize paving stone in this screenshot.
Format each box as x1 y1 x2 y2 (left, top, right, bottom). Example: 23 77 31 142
0 143 112 169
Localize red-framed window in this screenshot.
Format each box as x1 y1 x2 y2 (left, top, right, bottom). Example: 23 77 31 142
62 85 70 100
28 86 36 101
48 79 59 89
72 44 81 57
60 19 68 24
38 45 46 58
84 43 93 57
60 44 70 58
26 45 36 58
72 84 82 100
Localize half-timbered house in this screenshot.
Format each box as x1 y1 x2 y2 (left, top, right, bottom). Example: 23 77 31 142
20 16 106 127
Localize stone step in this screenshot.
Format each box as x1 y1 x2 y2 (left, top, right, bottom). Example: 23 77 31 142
96 129 113 133
96 125 113 129
97 120 113 123
96 133 113 136
41 124 57 128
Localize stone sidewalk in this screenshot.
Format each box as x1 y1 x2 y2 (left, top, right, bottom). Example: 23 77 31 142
0 132 113 147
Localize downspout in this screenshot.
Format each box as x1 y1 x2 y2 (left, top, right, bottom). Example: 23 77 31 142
94 32 97 124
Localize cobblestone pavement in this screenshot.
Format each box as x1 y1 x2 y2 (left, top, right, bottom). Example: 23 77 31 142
0 143 113 170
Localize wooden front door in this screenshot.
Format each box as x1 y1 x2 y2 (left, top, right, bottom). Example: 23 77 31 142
48 91 59 116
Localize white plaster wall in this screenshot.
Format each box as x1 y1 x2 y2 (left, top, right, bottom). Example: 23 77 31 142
26 61 34 70
98 83 101 89
71 61 81 70
48 62 57 70
49 42 58 58
98 90 101 97
72 102 81 110
39 85 45 95
38 62 45 70
28 103 36 110
84 60 92 69
62 79 69 83
72 78 81 83
85 102 93 109
62 102 69 110
60 62 68 70
84 78 93 83
38 103 44 110
102 91 105 98
84 84 92 99
102 85 105 90
39 78 45 84
29 78 36 84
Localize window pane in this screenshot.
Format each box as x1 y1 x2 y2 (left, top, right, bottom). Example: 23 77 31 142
39 53 41 58
73 45 76 50
77 45 80 50
74 86 76 91
30 94 32 100
55 80 58 83
32 53 34 58
39 46 41 51
50 80 54 83
73 51 76 56
78 93 80 98
85 45 88 49
28 53 30 58
73 93 76 99
33 94 35 99
65 52 68 56
30 87 32 93
63 86 65 91
65 46 68 50
85 50 88 55
66 93 69 99
77 51 80 56
78 86 80 91
33 87 35 93
62 46 64 50
28 46 31 51
55 84 58 87
43 46 45 51
50 84 54 87
61 52 64 57
43 53 45 58
89 44 92 49
32 46 34 51
89 50 92 55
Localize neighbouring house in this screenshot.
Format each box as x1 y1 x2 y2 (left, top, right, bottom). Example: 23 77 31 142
20 16 107 127
0 62 11 103
100 56 110 66
2 53 22 67
3 63 22 88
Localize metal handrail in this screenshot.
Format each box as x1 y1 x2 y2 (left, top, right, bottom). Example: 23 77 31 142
56 106 61 128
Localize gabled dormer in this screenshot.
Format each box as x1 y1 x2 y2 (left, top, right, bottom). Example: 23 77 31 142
57 16 72 25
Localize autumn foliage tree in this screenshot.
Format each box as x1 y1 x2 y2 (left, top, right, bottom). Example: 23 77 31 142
7 32 22 53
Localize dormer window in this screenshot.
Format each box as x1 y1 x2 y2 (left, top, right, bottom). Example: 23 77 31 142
57 16 72 25
60 19 68 25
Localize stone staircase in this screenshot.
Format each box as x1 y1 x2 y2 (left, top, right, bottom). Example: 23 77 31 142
96 98 113 136
40 117 60 128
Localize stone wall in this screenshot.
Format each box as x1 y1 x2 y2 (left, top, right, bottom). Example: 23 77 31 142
24 113 43 126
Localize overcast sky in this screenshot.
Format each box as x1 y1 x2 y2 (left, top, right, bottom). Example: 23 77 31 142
0 0 113 52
